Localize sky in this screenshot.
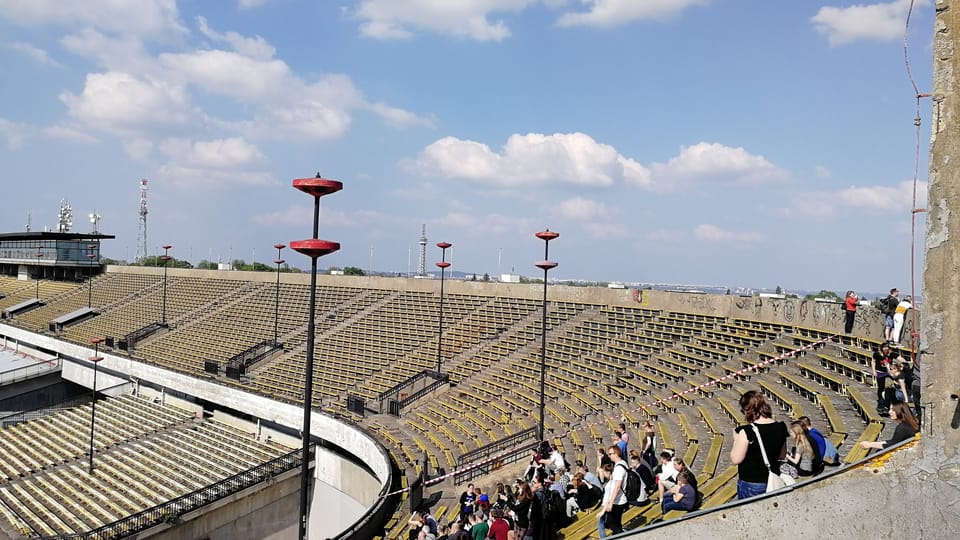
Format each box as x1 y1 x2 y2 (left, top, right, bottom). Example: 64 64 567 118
0 0 936 295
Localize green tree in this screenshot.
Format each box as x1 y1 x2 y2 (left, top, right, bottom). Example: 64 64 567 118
775 285 783 295
804 290 841 301
343 266 365 276
197 260 218 270
483 273 490 282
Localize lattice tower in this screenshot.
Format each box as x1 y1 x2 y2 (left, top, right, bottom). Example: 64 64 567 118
136 179 148 262
417 224 427 276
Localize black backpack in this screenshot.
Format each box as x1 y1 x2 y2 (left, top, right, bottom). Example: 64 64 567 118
616 462 643 501
636 461 656 495
534 488 569 530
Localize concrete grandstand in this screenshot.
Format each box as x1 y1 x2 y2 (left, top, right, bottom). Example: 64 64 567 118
0 247 925 538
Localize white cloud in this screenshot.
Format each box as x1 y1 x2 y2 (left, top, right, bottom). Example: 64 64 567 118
123 139 154 159
9 41 60 66
158 137 266 169
811 0 924 46
154 137 272 190
0 117 29 149
59 72 197 133
779 180 926 218
155 163 276 190
693 224 764 243
585 222 630 238
0 0 186 38
557 0 709 27
160 49 292 101
555 196 613 221
368 102 436 128
43 125 98 144
238 0 270 9
60 29 152 72
814 165 832 177
650 142 788 189
411 132 652 188
353 0 536 41
196 16 276 61
836 180 927 211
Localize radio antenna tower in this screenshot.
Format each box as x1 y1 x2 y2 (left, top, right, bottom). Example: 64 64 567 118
136 179 148 262
417 224 428 277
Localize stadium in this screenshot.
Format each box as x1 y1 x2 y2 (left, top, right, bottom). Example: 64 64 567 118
2 5 960 540
0 224 942 539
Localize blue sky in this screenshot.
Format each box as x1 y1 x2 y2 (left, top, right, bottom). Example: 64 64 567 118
0 0 934 294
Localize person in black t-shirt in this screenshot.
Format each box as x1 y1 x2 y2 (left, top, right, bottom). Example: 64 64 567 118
873 342 899 415
860 401 920 451
730 390 788 500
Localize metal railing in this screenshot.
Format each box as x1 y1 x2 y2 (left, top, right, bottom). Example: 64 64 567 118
454 427 538 485
0 356 61 387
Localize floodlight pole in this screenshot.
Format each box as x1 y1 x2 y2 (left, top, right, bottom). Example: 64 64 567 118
88 338 104 474
435 242 452 373
273 244 286 345
160 245 172 326
535 229 559 442
290 174 341 540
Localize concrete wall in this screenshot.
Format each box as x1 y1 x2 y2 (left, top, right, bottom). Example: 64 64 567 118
144 468 301 540
108 264 894 338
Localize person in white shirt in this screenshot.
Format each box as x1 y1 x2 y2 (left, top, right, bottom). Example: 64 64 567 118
892 295 913 344
597 445 628 539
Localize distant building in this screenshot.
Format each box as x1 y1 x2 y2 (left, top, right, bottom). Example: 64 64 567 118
500 274 520 283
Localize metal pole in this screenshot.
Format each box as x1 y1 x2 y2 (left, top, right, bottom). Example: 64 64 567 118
435 242 451 374
438 263 446 373
299 196 320 540
88 339 103 474
539 249 549 441
160 245 172 326
274 244 285 345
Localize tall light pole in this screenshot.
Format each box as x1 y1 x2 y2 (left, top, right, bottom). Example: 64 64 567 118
160 245 172 326
87 243 97 308
534 229 559 441
273 243 286 345
290 174 341 540
35 246 42 299
88 337 104 474
435 241 452 374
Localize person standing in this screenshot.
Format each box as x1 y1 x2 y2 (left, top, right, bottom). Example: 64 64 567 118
881 288 900 341
892 295 913 345
597 446 628 539
730 390 788 500
873 342 898 416
844 290 859 334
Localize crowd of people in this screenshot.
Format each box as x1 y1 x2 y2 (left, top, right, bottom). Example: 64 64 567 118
730 390 918 500
405 299 924 539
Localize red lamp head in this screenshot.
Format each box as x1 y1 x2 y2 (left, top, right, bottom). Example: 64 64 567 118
274 243 287 250
535 260 558 271
293 175 343 197
162 245 172 250
436 242 452 250
90 337 105 345
274 258 285 265
535 230 559 242
436 261 451 269
160 256 172 262
290 239 340 259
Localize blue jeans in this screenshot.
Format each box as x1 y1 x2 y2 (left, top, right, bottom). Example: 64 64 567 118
737 479 767 500
662 498 688 512
598 504 626 539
